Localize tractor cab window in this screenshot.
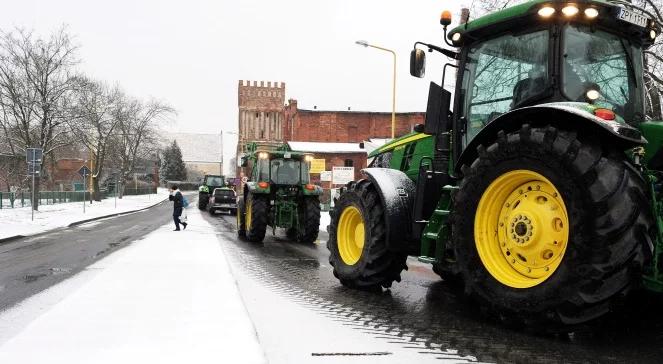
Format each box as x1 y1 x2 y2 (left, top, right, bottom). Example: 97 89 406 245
563 25 644 122
254 158 270 182
270 159 309 185
461 30 549 144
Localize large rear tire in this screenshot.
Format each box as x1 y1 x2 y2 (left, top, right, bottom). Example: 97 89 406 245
245 193 268 243
453 125 654 328
198 192 208 210
327 180 407 289
296 197 321 244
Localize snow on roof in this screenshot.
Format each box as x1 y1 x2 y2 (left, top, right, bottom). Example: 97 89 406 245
164 132 222 163
287 141 366 154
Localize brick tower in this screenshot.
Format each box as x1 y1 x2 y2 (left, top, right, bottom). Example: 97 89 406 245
236 80 286 177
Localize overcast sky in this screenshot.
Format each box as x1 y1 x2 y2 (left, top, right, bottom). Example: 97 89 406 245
0 0 465 171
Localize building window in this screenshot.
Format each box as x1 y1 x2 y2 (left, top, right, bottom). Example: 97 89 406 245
344 159 353 167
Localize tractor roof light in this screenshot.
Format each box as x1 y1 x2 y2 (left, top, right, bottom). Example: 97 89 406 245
538 6 556 18
440 10 452 26
594 108 616 121
258 152 269 159
584 7 599 19
304 154 314 162
562 4 579 17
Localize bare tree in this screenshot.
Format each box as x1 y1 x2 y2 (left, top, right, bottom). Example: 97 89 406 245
111 96 174 198
0 27 78 209
69 76 121 201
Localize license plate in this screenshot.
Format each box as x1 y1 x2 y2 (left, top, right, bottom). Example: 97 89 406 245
618 7 648 28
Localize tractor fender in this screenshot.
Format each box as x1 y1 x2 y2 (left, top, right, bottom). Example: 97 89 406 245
244 181 270 196
361 168 416 252
456 102 646 173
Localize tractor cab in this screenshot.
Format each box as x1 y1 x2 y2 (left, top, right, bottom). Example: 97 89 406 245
411 0 657 164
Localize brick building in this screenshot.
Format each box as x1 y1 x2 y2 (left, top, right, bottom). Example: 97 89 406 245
283 99 424 143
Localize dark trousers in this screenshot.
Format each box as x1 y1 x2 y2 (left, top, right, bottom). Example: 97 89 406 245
173 207 183 230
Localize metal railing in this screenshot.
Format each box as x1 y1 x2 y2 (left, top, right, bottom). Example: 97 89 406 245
0 187 157 209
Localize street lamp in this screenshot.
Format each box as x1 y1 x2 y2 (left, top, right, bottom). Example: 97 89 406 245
355 40 397 139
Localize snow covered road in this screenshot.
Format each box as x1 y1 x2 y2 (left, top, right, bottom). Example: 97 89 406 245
0 207 265 363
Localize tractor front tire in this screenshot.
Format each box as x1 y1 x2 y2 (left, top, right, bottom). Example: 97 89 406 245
296 197 321 244
327 180 407 290
245 193 268 243
453 125 654 329
198 192 208 210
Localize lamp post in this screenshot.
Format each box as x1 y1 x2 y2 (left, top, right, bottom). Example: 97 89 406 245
355 40 397 139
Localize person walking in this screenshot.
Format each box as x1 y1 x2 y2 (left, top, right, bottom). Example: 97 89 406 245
169 185 188 231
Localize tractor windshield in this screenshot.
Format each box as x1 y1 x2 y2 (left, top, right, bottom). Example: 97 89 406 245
270 158 310 185
563 25 645 122
462 30 549 143
205 176 224 186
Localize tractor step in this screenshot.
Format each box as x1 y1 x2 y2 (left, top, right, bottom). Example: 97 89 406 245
418 256 437 264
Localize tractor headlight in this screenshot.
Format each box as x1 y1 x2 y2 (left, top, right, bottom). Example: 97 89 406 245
584 7 598 19
586 89 600 101
538 6 555 17
258 152 269 159
651 30 657 39
562 5 579 17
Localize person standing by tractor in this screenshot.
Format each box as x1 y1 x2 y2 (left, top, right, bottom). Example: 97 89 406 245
169 185 188 231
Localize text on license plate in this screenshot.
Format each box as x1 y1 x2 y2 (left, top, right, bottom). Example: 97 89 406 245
618 8 648 28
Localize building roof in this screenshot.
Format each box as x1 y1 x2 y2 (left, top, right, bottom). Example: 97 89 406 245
288 141 366 154
164 132 222 163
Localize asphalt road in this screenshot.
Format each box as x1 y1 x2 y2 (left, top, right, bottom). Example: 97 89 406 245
204 211 663 364
0 199 173 311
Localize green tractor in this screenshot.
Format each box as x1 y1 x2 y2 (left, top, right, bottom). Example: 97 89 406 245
198 174 225 210
328 0 663 328
237 143 322 243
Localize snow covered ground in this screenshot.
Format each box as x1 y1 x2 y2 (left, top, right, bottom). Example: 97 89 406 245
319 210 331 232
0 207 265 364
0 188 170 240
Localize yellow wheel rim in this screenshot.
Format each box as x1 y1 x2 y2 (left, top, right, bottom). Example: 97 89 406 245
246 197 252 231
337 206 365 265
474 170 569 288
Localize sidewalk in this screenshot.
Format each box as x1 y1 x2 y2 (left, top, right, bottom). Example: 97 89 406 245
0 207 266 364
0 188 170 241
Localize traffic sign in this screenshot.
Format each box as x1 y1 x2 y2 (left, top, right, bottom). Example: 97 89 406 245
26 148 43 164
78 165 92 177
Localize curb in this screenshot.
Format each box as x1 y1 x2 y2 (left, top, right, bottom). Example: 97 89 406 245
0 196 170 246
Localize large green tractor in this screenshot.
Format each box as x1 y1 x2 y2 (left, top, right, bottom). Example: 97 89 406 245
237 143 322 243
328 0 663 328
198 174 225 210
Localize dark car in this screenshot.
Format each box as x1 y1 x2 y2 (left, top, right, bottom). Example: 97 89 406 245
207 187 237 215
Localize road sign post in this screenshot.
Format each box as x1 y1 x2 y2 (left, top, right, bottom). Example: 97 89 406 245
78 165 92 214
26 148 43 221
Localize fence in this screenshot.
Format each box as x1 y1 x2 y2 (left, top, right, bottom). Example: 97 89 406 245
0 187 157 209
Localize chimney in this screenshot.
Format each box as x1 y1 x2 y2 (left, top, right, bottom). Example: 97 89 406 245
314 105 317 110
460 8 470 24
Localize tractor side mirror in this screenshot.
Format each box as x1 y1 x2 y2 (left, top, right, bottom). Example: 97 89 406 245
240 156 248 167
424 82 451 135
410 48 426 78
